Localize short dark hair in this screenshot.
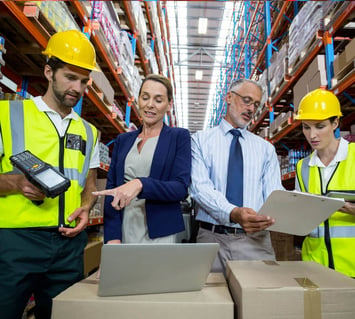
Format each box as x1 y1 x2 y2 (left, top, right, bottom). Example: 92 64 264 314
46 57 66 74
139 74 173 102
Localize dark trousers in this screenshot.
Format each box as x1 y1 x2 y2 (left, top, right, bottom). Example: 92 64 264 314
0 228 87 319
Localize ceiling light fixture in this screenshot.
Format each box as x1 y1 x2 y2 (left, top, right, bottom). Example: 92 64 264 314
195 70 203 80
198 17 208 34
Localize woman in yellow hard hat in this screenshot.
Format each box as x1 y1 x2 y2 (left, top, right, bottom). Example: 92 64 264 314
295 88 355 277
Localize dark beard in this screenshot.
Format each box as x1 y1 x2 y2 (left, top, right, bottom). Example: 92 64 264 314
52 78 80 109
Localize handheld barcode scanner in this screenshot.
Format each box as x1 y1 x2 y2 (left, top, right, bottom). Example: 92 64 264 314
10 150 71 201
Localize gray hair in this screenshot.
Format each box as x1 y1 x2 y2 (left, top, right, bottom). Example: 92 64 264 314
229 78 264 95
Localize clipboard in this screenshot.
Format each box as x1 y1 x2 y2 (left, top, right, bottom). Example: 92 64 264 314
258 190 345 236
326 191 355 202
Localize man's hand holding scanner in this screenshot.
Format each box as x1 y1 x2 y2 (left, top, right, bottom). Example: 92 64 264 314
0 173 45 202
230 206 275 234
14 174 46 202
92 179 143 210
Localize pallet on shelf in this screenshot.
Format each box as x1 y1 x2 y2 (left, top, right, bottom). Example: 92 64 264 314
288 33 322 75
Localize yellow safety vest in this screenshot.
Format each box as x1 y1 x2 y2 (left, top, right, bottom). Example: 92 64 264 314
0 100 97 228
296 142 355 277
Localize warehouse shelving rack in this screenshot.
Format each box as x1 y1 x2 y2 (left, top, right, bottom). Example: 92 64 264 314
209 0 354 146
0 1 174 226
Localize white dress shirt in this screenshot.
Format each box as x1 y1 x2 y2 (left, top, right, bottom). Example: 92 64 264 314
191 118 284 226
295 137 349 191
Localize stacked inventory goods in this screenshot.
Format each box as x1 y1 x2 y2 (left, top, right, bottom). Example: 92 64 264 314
288 2 323 71
33 1 79 31
269 43 288 97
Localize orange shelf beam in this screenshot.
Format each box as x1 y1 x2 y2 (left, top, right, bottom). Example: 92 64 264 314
122 1 149 76
332 72 355 96
271 3 355 105
2 1 48 49
86 87 125 134
71 1 141 123
328 2 355 36
270 120 301 144
88 216 103 226
249 107 269 132
144 2 162 74
282 171 296 181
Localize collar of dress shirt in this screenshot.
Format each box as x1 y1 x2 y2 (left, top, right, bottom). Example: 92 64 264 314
32 96 79 121
309 137 349 168
220 118 247 138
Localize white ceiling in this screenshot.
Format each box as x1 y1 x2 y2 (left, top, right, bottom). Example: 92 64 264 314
166 1 237 133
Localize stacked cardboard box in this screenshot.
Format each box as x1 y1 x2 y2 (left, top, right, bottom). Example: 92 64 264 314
333 37 355 80
293 55 327 112
52 272 233 319
83 241 103 277
227 260 355 319
89 178 107 221
269 111 293 137
270 231 301 261
288 2 323 69
269 44 288 97
90 69 115 106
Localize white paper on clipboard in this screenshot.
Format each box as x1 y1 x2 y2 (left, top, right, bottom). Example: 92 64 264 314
258 190 345 236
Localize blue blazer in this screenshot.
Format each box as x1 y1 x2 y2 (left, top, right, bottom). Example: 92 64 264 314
104 124 191 242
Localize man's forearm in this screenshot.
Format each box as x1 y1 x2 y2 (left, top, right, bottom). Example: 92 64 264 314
80 168 97 210
0 174 21 195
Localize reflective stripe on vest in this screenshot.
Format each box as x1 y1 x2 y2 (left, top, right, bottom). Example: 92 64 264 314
309 226 355 238
9 101 94 187
300 156 311 193
299 144 355 277
0 99 97 228
10 100 25 154
81 119 94 187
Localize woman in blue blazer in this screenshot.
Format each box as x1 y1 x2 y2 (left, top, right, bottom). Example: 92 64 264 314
94 74 191 243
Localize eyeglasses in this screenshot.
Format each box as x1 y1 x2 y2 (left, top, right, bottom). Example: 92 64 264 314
231 91 261 109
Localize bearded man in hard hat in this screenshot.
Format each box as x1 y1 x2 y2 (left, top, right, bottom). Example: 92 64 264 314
295 88 355 278
0 30 100 318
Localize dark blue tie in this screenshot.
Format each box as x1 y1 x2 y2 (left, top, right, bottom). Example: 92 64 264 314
226 129 243 207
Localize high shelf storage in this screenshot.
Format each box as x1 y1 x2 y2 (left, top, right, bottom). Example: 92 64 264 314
206 1 354 262
209 1 354 188
0 1 175 137
0 1 174 227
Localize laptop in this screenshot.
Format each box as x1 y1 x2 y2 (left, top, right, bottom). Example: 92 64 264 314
98 243 219 297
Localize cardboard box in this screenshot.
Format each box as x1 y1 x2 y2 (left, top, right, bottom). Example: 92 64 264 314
90 70 115 105
83 241 103 277
227 260 355 319
293 55 327 111
52 272 234 319
292 74 308 112
333 52 347 76
344 37 355 65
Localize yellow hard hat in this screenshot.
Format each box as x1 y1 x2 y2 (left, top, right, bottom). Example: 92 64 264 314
295 88 342 120
42 30 99 71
